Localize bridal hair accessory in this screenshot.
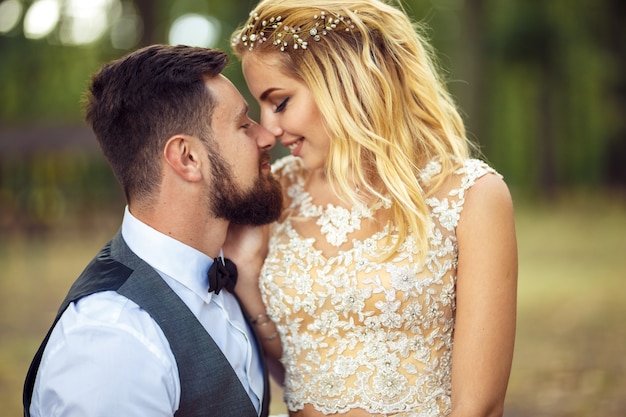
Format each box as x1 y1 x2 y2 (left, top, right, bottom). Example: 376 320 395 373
233 10 356 52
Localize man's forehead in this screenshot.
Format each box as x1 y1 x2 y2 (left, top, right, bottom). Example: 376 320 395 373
206 76 247 116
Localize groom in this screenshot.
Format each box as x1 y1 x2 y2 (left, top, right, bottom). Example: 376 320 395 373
23 44 282 417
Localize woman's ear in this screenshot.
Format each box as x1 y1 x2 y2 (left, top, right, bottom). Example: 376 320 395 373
163 135 203 182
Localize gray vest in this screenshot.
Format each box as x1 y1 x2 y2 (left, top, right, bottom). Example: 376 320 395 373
23 231 269 417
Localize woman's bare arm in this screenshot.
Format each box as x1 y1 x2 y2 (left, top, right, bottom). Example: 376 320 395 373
449 173 518 417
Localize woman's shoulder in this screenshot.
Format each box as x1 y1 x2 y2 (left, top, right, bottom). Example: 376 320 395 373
456 158 511 206
423 157 509 230
420 158 500 185
457 158 501 179
421 157 501 193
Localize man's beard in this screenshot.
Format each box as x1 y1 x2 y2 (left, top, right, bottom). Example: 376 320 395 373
209 151 283 225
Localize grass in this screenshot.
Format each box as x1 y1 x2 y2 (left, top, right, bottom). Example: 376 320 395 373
1 192 625 417
505 193 626 417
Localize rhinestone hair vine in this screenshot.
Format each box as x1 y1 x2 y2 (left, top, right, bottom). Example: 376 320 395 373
233 10 356 52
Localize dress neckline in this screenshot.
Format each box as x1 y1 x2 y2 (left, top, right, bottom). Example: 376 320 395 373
290 185 392 248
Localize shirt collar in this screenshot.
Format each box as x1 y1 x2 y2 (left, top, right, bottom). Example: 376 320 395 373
121 206 214 302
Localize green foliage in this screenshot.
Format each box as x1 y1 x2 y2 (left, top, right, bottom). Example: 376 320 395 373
0 38 108 124
0 151 124 234
481 0 620 191
0 0 624 197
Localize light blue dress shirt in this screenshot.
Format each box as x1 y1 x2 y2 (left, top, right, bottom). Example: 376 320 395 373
29 208 264 416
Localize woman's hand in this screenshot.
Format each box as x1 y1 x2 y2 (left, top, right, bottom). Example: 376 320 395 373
223 224 270 287
223 224 284 363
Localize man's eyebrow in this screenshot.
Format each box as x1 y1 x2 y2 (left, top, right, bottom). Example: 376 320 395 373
237 103 249 120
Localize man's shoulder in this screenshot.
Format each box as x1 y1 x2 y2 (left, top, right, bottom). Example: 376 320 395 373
33 290 179 416
59 291 169 347
44 290 176 377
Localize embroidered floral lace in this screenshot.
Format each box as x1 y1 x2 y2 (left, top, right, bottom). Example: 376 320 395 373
260 156 498 416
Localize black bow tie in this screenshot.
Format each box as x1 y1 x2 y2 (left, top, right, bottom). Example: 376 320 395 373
208 257 238 294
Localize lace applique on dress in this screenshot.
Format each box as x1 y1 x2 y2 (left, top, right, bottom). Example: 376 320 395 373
263 156 498 416
295 191 392 247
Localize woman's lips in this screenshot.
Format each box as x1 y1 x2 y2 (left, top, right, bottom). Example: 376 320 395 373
287 138 304 156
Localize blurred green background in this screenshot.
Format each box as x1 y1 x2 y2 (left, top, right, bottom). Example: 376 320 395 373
1 0 625 416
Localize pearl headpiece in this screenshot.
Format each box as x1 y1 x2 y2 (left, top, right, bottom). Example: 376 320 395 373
233 11 356 52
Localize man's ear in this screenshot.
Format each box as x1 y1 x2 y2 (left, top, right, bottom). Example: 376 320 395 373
163 135 203 182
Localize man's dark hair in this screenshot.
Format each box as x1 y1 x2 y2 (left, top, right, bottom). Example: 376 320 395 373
84 44 228 203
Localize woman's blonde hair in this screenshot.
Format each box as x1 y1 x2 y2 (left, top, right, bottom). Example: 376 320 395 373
232 0 474 259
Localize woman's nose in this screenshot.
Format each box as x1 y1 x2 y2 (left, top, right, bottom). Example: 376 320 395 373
260 112 283 138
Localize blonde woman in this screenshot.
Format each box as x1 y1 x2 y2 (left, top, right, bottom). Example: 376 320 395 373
226 0 518 416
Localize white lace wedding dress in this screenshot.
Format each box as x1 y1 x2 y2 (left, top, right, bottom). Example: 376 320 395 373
260 156 498 416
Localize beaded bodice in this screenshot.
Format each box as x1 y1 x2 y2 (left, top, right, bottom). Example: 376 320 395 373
260 156 497 416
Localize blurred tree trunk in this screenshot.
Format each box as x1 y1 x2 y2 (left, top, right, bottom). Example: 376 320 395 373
603 0 626 189
535 5 558 199
461 0 487 149
538 51 557 198
134 0 165 46
495 2 559 197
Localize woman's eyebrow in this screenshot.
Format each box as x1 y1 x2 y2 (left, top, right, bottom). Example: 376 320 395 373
260 87 281 101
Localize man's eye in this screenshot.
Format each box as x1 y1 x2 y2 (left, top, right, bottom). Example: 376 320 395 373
275 98 289 113
241 123 251 129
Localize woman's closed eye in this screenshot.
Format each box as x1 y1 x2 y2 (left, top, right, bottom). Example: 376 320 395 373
275 97 289 113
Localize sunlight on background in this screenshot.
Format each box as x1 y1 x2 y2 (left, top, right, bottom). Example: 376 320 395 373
110 1 142 50
168 13 221 48
2 0 221 48
59 0 113 45
0 0 22 34
22 0 125 45
23 0 60 39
